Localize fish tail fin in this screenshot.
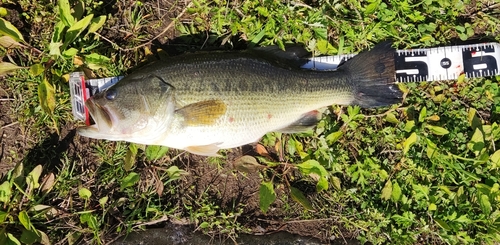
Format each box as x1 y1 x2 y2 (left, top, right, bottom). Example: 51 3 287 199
340 41 402 108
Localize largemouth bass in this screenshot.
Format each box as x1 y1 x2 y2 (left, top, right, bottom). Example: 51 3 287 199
77 41 402 156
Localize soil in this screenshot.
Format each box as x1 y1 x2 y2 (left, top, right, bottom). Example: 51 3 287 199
0 84 20 175
0 0 349 243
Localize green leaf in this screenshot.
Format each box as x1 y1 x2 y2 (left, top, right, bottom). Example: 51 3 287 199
199 222 210 229
381 180 392 201
0 62 23 75
20 229 40 244
0 210 7 223
0 17 24 42
121 172 140 190
426 138 439 160
62 47 78 58
316 39 337 55
259 181 276 213
145 145 169 161
78 187 92 199
165 166 187 181
491 150 500 167
312 27 327 40
29 64 44 77
403 132 418 155
80 213 98 230
62 14 94 50
73 1 85 20
455 214 471 224
51 21 66 43
99 196 108 207
425 125 449 135
0 181 11 204
467 108 481 130
391 181 402 202
84 53 110 64
418 107 427 123
364 1 379 14
124 144 138 171
18 211 31 230
7 233 21 245
326 131 343 144
85 53 111 70
479 194 491 216
467 128 484 156
404 120 415 132
49 42 63 57
290 187 314 210
385 112 399 124
58 0 75 27
0 7 7 17
26 165 42 190
330 176 341 190
88 15 107 33
38 79 56 116
297 160 329 191
428 203 437 211
250 28 266 47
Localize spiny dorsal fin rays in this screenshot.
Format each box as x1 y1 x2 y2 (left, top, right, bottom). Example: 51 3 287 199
176 99 227 126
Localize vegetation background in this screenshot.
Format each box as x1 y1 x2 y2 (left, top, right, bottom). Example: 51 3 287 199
0 0 499 244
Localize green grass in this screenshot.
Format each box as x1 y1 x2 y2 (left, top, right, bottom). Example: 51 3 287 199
1 0 500 244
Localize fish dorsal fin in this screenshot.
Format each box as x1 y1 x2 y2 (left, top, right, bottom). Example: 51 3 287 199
251 45 311 68
278 110 321 133
176 99 227 126
185 144 221 156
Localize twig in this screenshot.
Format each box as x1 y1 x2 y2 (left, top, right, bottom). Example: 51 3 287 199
131 215 170 229
1 121 18 129
0 98 14 101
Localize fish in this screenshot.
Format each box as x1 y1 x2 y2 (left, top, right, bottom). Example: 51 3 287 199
77 41 402 156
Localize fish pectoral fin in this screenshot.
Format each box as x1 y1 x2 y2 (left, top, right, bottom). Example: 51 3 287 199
176 99 227 126
277 110 321 133
185 144 222 156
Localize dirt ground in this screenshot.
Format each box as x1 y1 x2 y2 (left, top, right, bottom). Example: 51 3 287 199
0 0 348 242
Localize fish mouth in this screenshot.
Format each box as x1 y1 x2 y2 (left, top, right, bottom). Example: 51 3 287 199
77 99 114 138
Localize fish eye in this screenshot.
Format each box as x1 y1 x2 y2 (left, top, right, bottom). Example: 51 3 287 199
105 89 117 100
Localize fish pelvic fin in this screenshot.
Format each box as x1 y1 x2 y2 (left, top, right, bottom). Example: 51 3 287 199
185 144 222 156
340 41 403 108
176 99 227 126
278 110 321 133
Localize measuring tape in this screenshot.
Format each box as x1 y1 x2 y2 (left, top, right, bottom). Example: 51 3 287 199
70 42 500 123
301 42 500 82
69 73 123 124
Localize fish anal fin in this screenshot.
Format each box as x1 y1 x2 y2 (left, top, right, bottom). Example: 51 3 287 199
185 144 221 156
177 99 227 126
278 110 321 133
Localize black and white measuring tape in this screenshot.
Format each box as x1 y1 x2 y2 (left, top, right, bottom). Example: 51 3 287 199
301 42 500 82
70 42 500 123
